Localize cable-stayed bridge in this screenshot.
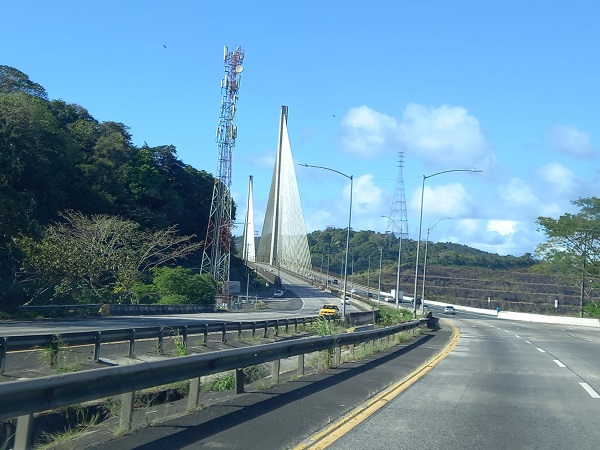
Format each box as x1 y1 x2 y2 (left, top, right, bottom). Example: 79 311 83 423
253 106 312 279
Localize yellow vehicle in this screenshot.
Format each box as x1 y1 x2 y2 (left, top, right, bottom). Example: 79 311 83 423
319 304 340 318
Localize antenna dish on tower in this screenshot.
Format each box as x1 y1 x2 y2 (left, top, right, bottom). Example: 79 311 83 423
235 65 244 73
223 46 228 60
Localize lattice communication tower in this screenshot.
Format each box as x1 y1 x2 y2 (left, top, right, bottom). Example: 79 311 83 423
201 46 244 296
386 151 409 239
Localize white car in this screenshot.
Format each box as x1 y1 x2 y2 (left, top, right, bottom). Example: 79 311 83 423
341 297 350 305
443 305 455 314
273 290 284 298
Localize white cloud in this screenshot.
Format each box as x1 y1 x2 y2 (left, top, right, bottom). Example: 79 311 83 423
398 104 495 170
337 103 496 172
410 182 473 219
536 162 578 196
546 125 596 159
337 106 398 158
486 220 517 237
351 174 384 215
455 218 479 236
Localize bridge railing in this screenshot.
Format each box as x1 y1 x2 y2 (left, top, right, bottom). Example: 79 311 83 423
0 318 428 449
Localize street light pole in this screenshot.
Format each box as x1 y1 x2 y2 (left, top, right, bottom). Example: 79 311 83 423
326 251 330 291
299 163 353 318
245 243 250 302
367 254 371 299
381 215 403 309
367 249 380 300
412 169 482 316
421 217 451 304
378 247 382 306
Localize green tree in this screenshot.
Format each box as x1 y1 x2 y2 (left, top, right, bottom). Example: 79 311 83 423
535 197 600 316
0 91 82 302
19 211 204 305
149 266 216 305
0 65 47 99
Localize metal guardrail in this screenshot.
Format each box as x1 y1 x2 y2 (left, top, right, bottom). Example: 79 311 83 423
0 318 428 449
0 317 318 375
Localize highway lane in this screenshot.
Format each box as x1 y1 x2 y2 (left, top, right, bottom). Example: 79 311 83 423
0 266 357 337
326 314 600 450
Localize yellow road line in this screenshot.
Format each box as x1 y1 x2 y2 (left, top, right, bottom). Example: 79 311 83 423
294 321 460 449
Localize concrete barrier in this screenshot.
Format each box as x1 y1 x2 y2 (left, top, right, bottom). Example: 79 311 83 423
498 311 600 327
424 299 600 327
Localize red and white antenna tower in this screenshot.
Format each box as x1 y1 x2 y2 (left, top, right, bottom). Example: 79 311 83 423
201 46 244 300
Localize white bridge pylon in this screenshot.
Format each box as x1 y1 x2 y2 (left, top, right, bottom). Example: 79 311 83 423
256 106 312 278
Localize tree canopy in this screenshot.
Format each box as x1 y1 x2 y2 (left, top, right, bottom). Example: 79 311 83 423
535 197 600 315
19 211 204 305
0 66 222 308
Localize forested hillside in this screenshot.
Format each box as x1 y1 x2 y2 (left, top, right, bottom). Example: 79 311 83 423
0 66 221 308
306 228 585 316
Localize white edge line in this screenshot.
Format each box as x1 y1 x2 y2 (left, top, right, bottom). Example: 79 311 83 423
553 360 566 368
536 348 546 353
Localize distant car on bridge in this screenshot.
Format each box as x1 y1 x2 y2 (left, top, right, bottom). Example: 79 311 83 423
443 305 455 314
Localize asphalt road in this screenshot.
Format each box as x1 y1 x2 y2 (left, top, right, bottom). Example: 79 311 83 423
0 265 358 337
328 314 600 450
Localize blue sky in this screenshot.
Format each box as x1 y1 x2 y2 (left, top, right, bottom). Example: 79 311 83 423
3 1 600 256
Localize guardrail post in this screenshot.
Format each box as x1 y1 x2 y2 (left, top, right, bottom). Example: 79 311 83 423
271 359 280 384
349 344 355 355
128 329 136 358
297 354 305 376
14 413 33 450
251 322 256 338
0 336 6 375
93 332 101 362
182 326 188 349
285 319 289 334
263 322 268 338
274 320 279 337
221 323 227 343
120 391 134 431
203 324 208 346
294 318 298 333
237 322 243 340
334 346 341 365
187 377 201 410
235 368 245 394
158 328 164 354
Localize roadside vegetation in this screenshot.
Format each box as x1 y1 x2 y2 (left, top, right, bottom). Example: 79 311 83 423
1 311 424 449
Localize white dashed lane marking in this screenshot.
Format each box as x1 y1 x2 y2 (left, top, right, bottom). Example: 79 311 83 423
579 383 600 399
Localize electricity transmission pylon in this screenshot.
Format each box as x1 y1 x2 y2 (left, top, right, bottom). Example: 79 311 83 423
386 151 409 239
